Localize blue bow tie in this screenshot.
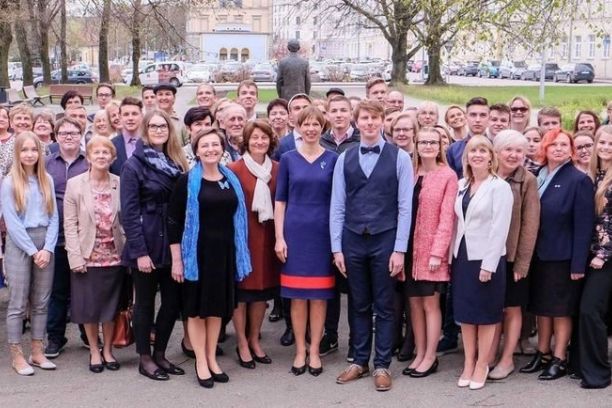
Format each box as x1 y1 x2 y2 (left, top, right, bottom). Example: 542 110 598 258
360 145 381 155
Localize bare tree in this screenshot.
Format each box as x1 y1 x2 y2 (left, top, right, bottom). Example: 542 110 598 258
98 0 112 82
30 0 61 84
0 1 18 88
14 0 33 85
60 0 67 80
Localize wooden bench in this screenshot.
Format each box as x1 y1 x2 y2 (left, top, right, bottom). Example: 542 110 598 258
23 85 49 106
49 84 94 105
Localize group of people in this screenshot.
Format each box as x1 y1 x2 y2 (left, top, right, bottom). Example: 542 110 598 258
1 72 611 393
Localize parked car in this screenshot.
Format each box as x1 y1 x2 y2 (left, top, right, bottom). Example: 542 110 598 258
478 60 501 78
218 61 250 82
443 62 462 75
458 62 479 76
499 61 527 79
350 63 374 81
185 63 214 83
250 63 276 82
33 69 96 88
520 64 541 81
139 61 185 86
553 63 595 83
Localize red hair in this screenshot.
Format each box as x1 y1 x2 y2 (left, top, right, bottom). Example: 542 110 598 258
536 128 575 165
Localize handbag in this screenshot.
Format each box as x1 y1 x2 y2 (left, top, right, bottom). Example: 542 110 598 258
112 307 134 348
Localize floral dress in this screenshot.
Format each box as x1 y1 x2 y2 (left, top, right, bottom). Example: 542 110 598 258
592 171 612 261
87 190 121 267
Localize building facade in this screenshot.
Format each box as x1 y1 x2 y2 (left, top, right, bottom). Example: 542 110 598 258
185 0 273 62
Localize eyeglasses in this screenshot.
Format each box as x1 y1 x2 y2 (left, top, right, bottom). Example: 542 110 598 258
393 127 414 133
511 107 528 113
576 143 594 151
417 140 439 146
57 131 80 138
148 124 169 132
97 93 112 98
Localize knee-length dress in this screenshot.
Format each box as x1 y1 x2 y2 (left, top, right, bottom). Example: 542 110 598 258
275 149 338 300
452 189 506 325
168 174 237 320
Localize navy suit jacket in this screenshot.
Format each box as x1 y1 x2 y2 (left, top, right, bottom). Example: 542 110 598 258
110 134 129 176
272 131 297 161
535 162 595 274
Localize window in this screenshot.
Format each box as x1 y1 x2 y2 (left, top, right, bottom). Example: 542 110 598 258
295 30 300 40
253 15 262 31
574 35 582 58
313 16 317 25
219 48 227 61
230 48 238 61
588 34 596 58
296 17 301 25
604 35 611 58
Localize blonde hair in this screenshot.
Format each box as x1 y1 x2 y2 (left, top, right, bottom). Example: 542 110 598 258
86 135 117 161
9 103 33 122
141 110 188 172
591 125 612 215
413 127 448 174
10 132 54 215
462 136 498 184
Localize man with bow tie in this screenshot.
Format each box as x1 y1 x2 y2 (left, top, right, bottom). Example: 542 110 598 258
330 100 413 391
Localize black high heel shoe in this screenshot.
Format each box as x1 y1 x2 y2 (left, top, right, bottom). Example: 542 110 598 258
308 364 323 377
250 348 272 364
181 339 196 359
102 355 121 371
89 354 104 374
195 362 214 388
211 370 229 383
409 359 439 378
291 364 307 376
519 351 552 373
236 348 256 369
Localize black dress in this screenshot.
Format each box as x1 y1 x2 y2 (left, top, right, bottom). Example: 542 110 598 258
451 187 506 325
405 176 445 297
168 174 238 320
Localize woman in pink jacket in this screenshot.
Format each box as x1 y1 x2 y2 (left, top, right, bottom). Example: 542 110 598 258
402 127 458 378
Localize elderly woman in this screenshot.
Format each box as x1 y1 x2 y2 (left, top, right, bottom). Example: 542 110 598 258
416 101 439 127
574 130 595 174
33 111 55 148
275 106 338 377
574 110 600 135
120 110 188 381
9 103 34 136
401 127 457 378
509 96 531 133
452 136 513 390
390 112 416 155
522 129 594 380
267 99 290 139
486 130 540 380
196 83 217 109
92 110 113 138
228 120 280 368
523 126 543 175
579 125 612 389
444 105 468 141
64 136 125 373
106 101 122 134
168 128 250 388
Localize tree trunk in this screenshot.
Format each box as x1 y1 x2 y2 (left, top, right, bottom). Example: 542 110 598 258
391 32 408 85
60 0 67 81
129 0 142 86
98 0 111 82
0 22 12 88
425 42 445 85
14 22 33 85
36 0 52 83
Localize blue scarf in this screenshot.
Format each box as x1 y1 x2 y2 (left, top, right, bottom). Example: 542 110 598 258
182 163 252 282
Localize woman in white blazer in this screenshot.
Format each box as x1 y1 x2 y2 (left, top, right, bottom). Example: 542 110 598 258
451 136 513 390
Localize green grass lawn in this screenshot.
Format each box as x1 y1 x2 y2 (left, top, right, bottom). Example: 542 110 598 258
400 84 612 128
191 88 325 106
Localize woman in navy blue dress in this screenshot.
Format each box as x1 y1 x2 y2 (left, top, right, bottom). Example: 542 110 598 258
274 106 338 377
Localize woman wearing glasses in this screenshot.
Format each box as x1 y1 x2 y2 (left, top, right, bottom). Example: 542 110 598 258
574 130 595 174
120 110 189 381
391 113 417 156
509 97 531 133
402 127 457 378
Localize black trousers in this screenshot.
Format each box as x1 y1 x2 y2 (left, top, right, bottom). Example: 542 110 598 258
132 267 181 356
324 269 354 348
579 263 612 386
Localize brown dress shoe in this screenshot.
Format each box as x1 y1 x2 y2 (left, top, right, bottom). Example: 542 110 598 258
336 364 370 384
373 368 392 391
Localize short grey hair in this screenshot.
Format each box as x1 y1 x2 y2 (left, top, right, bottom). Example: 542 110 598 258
493 129 528 152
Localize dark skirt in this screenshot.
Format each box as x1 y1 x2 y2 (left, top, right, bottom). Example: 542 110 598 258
236 287 278 303
70 266 124 324
504 261 529 308
451 239 506 325
528 258 583 317
405 276 446 298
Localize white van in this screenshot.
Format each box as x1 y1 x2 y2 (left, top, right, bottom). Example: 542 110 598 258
139 61 185 87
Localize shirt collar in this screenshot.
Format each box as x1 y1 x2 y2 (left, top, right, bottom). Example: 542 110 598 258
360 136 385 149
293 129 302 141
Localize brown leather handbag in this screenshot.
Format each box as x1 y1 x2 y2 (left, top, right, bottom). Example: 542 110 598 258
112 307 134 348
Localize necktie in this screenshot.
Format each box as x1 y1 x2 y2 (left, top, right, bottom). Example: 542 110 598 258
360 145 381 155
